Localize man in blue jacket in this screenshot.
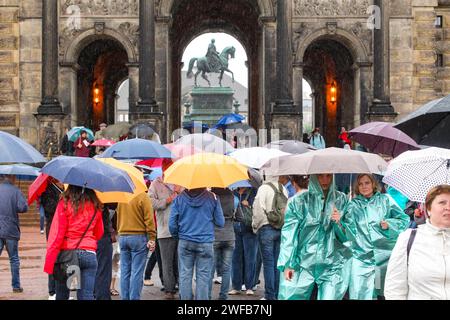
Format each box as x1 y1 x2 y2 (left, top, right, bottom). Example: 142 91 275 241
169 188 224 300
0 175 28 293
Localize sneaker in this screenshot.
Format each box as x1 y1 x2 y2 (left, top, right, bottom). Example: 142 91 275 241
12 287 23 293
143 279 154 286
40 230 44 234
241 285 246 291
213 276 222 284
260 297 267 300
228 289 241 295
246 289 254 296
252 285 258 290
48 294 56 300
164 292 177 300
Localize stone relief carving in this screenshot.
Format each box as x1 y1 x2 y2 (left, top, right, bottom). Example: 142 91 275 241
350 21 372 55
59 26 83 58
294 0 371 16
61 0 139 16
292 22 311 55
118 22 139 48
40 123 59 156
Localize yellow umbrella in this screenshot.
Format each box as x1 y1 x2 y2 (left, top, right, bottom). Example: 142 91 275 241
95 158 147 203
163 153 248 189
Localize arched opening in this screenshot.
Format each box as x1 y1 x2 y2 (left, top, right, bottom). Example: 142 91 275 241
303 39 355 147
302 79 313 134
115 78 130 123
169 0 262 134
76 38 129 130
180 32 249 126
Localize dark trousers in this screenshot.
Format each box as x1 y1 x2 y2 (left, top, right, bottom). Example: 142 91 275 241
158 238 179 293
144 239 163 283
94 235 113 300
45 217 56 295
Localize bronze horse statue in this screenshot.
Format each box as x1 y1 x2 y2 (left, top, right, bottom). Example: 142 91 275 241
187 46 236 87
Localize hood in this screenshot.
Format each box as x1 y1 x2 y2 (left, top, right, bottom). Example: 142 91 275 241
308 174 338 201
180 189 211 208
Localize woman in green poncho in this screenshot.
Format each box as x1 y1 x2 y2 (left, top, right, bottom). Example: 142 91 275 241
277 174 351 300
340 174 409 300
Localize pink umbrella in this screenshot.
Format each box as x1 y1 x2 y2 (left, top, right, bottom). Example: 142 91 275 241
92 139 116 147
164 143 201 161
349 122 420 157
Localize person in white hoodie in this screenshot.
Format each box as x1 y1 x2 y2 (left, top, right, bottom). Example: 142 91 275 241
384 185 450 300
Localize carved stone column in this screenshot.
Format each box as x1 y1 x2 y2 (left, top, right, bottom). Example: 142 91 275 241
292 62 304 132
367 0 398 122
37 0 63 115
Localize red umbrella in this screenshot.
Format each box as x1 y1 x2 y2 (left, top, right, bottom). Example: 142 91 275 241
136 158 164 168
28 173 50 205
91 139 116 147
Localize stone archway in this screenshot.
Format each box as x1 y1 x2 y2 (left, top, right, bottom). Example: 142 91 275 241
167 0 269 135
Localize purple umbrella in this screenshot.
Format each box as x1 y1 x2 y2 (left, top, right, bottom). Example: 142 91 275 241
348 122 420 157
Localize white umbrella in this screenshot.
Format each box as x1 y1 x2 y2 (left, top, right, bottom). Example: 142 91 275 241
260 147 388 176
174 133 235 155
382 147 450 203
229 147 291 169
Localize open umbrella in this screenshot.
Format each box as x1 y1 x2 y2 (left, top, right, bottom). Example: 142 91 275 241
99 138 172 160
215 113 245 127
0 164 40 176
260 147 388 176
129 123 157 140
395 95 450 148
67 126 94 142
228 167 263 190
229 147 291 169
91 139 115 147
41 156 135 193
0 131 46 164
183 122 209 133
28 173 50 205
102 122 131 140
165 143 201 161
382 147 450 202
265 140 316 154
95 158 147 203
174 133 235 155
349 122 420 157
163 153 248 189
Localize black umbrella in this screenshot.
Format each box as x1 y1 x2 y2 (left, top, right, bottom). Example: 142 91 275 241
129 123 156 140
395 95 450 148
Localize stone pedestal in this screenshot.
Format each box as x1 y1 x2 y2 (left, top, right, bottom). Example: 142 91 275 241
34 114 67 158
131 111 165 142
366 100 399 123
271 111 303 141
186 87 234 127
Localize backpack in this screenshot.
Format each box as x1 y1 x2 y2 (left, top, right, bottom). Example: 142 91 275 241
265 182 288 229
235 192 253 229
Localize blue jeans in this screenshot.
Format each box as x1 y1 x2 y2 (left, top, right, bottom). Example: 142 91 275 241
39 204 45 231
257 225 281 300
94 235 113 300
55 250 98 300
231 222 258 291
209 240 235 300
119 235 148 300
0 238 20 289
178 240 214 300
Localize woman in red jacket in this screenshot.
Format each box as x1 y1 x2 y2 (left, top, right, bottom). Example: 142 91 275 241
44 185 104 300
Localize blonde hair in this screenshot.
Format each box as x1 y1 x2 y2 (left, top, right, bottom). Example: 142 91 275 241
353 174 380 196
425 185 450 211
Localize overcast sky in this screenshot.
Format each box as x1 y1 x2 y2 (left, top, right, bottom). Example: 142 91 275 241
182 32 312 96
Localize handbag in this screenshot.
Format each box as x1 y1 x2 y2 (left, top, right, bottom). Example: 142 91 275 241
53 210 98 282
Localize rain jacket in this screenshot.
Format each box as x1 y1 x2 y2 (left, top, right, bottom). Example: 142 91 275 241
342 192 409 299
0 181 28 240
169 190 224 243
277 175 350 300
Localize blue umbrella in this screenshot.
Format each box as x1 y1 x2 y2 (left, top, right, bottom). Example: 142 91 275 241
41 156 135 192
0 164 40 176
67 126 95 142
228 180 252 190
0 131 46 164
215 113 245 127
144 167 163 181
100 138 172 160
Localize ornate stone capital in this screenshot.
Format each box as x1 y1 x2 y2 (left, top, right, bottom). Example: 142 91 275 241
94 22 105 35
326 22 338 35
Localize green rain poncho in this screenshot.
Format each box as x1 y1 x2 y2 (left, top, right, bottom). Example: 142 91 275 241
342 192 409 299
277 175 351 300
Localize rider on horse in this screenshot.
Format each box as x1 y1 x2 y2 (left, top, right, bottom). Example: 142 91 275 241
206 39 222 73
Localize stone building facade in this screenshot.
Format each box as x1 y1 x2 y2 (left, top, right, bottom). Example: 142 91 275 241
0 0 448 152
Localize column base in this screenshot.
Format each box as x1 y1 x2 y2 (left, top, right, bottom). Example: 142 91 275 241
34 113 67 158
136 100 159 113
367 100 398 123
37 98 64 115
130 110 166 143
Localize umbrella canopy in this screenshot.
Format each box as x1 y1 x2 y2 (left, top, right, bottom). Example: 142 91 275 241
91 139 115 147
102 122 131 140
165 143 201 161
174 133 235 155
0 164 40 176
129 123 156 140
265 140 316 154
382 147 450 202
229 167 263 190
229 147 291 169
261 147 388 176
41 156 135 193
215 113 245 127
95 158 147 203
28 173 50 205
163 153 248 189
0 131 46 164
99 138 172 160
395 95 450 148
67 126 94 142
349 122 420 157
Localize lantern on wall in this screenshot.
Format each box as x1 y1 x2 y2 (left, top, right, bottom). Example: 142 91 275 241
330 81 337 103
94 85 100 105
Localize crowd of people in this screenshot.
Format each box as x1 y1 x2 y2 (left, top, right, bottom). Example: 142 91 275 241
0 123 449 301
